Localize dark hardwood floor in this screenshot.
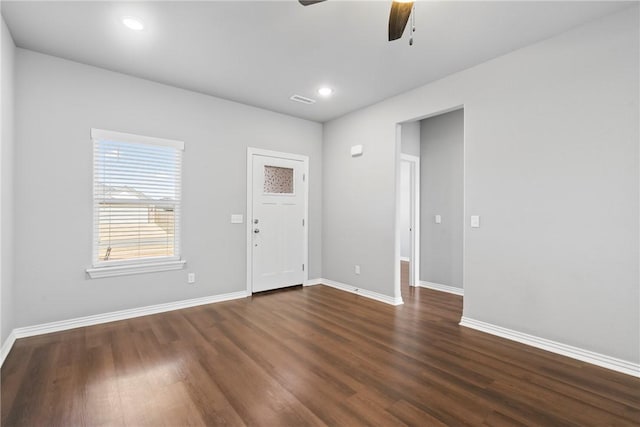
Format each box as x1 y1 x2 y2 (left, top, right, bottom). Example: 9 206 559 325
2 271 639 426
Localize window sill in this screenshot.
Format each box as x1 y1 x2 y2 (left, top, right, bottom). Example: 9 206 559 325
86 259 186 279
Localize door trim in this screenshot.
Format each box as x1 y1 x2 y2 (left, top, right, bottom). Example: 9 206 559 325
246 148 309 294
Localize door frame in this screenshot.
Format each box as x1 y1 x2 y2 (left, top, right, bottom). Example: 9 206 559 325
401 153 420 287
394 105 465 302
246 147 309 294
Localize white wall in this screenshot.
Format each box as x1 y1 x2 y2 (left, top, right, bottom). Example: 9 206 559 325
323 8 639 363
399 161 411 259
1 17 15 344
420 110 464 289
13 49 322 328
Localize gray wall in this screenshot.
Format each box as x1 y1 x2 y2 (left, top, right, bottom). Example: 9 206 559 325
420 110 464 289
1 18 15 344
13 49 322 328
322 8 639 363
400 121 420 157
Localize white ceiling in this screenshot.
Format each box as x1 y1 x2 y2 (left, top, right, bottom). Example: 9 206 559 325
1 1 634 122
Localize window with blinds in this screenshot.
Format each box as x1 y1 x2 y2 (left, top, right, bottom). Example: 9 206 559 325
91 129 184 270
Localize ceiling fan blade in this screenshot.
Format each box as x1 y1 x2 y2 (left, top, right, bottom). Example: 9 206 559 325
299 0 327 5
388 1 414 41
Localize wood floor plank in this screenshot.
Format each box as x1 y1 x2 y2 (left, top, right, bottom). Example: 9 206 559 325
387 399 449 427
0 342 34 416
2 276 639 426
83 344 125 426
194 332 326 426
3 342 60 426
175 343 247 426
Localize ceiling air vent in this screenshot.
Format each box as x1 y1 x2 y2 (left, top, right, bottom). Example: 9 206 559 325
289 94 316 105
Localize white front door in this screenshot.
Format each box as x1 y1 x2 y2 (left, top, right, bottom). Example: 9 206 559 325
250 152 307 293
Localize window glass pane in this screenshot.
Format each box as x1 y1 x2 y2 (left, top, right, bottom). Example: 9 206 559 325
94 136 182 265
95 140 180 201
97 204 175 261
264 166 293 194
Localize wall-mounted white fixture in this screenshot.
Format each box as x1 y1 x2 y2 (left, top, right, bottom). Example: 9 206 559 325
471 215 480 228
231 214 244 224
122 16 145 31
318 86 333 97
188 273 196 284
351 145 363 157
435 215 442 224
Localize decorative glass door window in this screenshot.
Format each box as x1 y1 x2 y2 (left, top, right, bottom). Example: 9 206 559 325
264 165 294 194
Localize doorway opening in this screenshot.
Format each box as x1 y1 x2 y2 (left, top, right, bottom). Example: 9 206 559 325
395 108 465 301
400 153 420 290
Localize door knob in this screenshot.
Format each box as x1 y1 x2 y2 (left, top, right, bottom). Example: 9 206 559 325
254 228 260 234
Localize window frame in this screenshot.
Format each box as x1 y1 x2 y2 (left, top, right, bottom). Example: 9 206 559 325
263 165 297 196
86 128 186 279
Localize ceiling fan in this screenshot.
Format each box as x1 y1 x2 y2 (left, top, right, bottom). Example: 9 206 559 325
299 0 416 44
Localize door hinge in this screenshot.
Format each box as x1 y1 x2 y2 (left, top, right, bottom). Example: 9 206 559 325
302 264 305 271
302 218 305 226
303 173 306 182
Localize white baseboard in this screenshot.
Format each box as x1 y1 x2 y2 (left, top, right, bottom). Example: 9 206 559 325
460 316 640 378
400 257 410 262
317 278 403 306
418 280 464 296
0 330 16 367
14 290 249 339
303 278 322 286
0 290 249 367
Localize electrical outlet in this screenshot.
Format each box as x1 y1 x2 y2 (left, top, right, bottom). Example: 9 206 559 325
355 265 360 275
188 273 196 284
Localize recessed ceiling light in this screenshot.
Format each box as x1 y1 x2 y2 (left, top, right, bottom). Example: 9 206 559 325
318 87 333 97
122 16 145 31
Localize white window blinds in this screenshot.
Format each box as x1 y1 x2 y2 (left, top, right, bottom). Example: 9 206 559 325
91 129 184 267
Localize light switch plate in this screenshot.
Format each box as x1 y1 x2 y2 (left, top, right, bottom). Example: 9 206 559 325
471 215 480 228
435 215 442 224
231 214 243 224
